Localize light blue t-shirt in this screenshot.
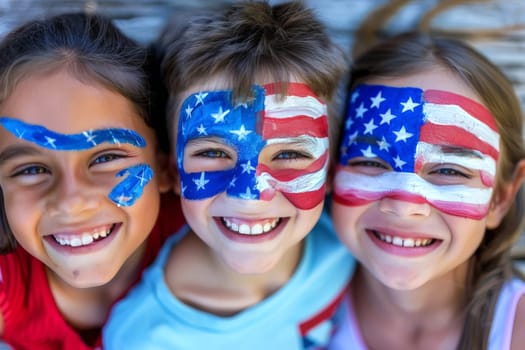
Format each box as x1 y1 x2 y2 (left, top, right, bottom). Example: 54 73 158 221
103 211 355 349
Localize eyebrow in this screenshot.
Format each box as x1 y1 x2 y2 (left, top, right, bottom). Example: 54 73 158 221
0 144 44 165
353 135 380 146
266 135 321 146
438 145 484 159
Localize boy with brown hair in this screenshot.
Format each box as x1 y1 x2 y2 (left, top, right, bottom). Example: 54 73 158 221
104 2 354 348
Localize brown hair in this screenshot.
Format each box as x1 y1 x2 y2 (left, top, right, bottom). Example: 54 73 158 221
0 12 157 252
156 0 348 157
347 31 525 350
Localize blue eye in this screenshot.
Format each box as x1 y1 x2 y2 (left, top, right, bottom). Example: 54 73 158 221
197 149 230 159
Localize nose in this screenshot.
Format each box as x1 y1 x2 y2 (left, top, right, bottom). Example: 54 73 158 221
378 195 432 217
46 172 101 217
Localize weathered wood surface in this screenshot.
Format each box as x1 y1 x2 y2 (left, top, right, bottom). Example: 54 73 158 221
1 0 525 256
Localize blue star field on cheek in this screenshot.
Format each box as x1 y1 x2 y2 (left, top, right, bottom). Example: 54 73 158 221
177 85 266 200
0 116 153 207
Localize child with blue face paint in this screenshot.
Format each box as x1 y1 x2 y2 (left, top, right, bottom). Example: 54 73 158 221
329 32 525 350
0 12 185 349
104 1 355 349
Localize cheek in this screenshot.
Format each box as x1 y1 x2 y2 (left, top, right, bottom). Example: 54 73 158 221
180 198 208 225
294 201 324 233
331 202 365 243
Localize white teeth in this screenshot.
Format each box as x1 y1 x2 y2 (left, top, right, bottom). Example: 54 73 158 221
81 234 94 245
392 237 403 246
223 218 280 235
53 227 112 247
239 224 250 234
252 224 263 234
376 232 432 248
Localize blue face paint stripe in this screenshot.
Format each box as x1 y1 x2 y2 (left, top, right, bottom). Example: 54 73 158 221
109 164 153 207
0 117 146 150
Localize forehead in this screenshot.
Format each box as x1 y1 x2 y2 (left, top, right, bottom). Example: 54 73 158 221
1 70 143 133
366 66 483 105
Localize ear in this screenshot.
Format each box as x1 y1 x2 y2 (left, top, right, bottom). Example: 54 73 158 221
155 152 174 194
169 155 182 196
486 159 525 229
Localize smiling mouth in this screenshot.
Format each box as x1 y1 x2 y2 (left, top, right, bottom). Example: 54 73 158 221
371 230 435 248
52 224 118 247
221 217 282 235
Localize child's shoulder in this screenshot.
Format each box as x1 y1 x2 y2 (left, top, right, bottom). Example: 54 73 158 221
511 286 525 349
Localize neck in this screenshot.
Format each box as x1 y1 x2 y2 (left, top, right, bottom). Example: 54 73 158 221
351 262 470 350
165 231 303 316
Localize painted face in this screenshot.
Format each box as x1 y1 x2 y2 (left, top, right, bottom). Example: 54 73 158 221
0 71 165 287
177 82 329 210
334 84 499 220
0 117 152 207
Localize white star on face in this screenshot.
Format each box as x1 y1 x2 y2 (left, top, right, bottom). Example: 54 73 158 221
363 118 378 135
361 146 376 158
211 106 230 123
83 131 97 145
229 176 237 188
109 130 121 146
239 186 258 200
14 128 25 138
379 109 396 125
134 172 149 186
241 160 256 174
116 194 132 205
185 105 194 118
345 117 354 130
351 91 359 103
193 172 210 190
197 124 207 135
400 97 420 112
393 155 406 169
195 92 208 105
377 136 391 151
180 181 187 195
230 124 252 141
370 91 386 109
393 126 413 142
347 130 359 145
355 102 368 118
45 136 57 148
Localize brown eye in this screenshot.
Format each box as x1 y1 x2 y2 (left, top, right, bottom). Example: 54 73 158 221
12 165 49 177
92 153 123 165
274 150 310 160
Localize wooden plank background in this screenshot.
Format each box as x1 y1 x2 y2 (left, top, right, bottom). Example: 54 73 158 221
1 0 524 257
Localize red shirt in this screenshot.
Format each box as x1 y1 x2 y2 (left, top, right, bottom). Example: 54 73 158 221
0 192 184 350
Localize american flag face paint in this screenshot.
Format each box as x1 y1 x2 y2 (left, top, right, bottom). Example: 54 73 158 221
334 84 500 220
177 82 329 210
0 116 153 207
